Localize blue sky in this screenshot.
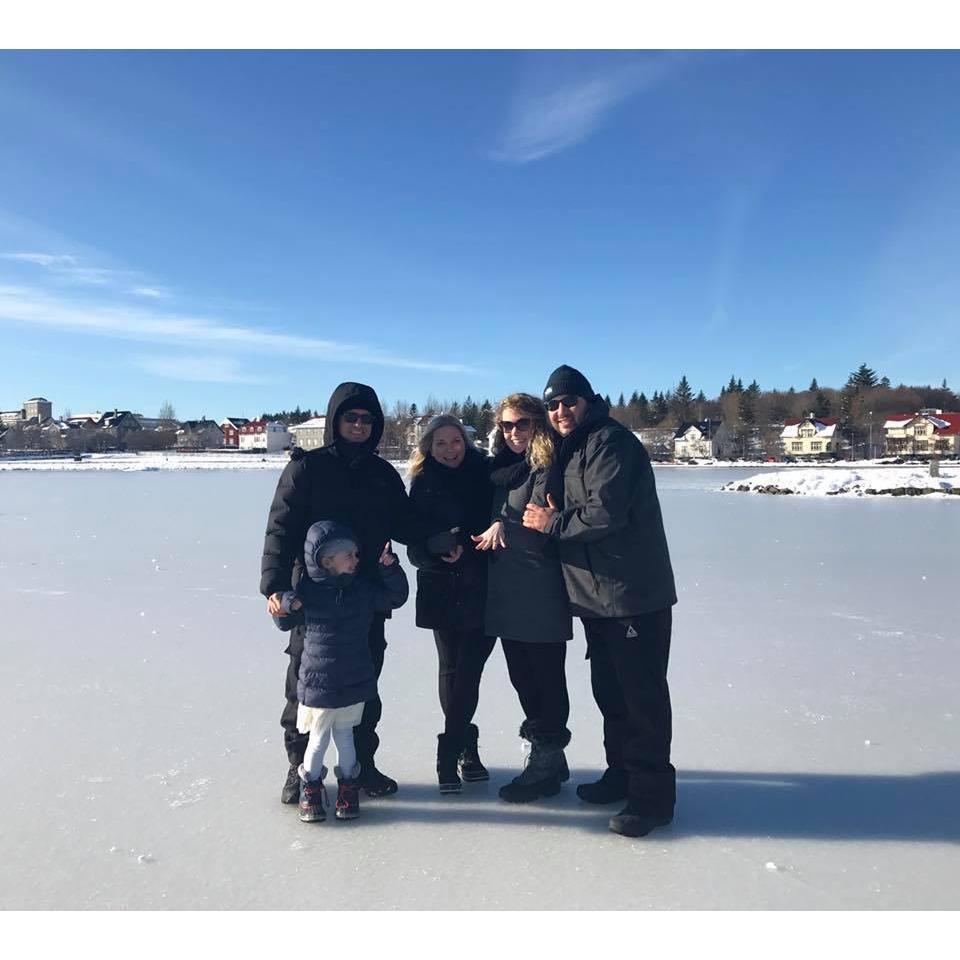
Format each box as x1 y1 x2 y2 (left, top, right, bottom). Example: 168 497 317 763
1 49 958 420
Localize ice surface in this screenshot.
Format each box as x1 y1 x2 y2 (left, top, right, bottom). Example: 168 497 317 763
1 467 958 909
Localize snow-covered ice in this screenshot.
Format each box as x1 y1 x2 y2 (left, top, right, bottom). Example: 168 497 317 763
1 467 958 909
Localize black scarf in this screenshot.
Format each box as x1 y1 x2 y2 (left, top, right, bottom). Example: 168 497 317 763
421 448 493 537
489 446 530 490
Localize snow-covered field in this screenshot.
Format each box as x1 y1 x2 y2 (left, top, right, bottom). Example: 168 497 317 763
0 451 291 472
1 467 958 909
724 466 959 497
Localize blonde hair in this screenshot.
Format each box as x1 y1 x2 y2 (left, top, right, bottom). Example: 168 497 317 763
407 414 474 478
491 393 554 472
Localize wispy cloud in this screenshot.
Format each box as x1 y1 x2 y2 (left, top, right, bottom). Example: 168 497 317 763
134 354 269 384
2 251 119 287
131 286 167 299
492 55 688 164
0 284 480 374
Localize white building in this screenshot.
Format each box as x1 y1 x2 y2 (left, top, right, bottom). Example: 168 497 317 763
288 416 327 451
673 420 733 460
780 415 841 458
239 419 291 452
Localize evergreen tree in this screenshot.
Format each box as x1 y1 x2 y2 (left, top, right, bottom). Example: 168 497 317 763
604 394 613 407
726 374 739 394
809 378 819 391
409 402 418 418
849 363 879 389
629 390 640 406
617 392 626 408
736 377 744 393
747 379 760 396
814 391 832 418
673 375 694 422
636 392 650 426
460 396 479 429
478 399 494 436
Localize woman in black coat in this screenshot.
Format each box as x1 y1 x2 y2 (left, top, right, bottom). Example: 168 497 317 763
406 415 495 794
472 393 573 802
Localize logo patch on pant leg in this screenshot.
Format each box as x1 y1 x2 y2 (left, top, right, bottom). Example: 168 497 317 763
625 624 638 638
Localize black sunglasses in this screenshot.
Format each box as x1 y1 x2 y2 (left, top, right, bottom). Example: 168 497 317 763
499 417 532 433
545 395 580 412
341 412 374 425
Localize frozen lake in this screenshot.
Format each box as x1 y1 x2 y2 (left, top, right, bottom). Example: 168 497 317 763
1 465 958 909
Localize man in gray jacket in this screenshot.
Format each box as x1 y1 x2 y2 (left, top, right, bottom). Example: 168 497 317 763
523 365 677 837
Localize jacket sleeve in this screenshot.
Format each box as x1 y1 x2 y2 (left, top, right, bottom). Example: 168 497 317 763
384 464 441 546
370 560 410 612
544 431 643 544
259 457 310 598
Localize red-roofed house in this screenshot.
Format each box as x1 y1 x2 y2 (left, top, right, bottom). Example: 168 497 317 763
779 415 841 458
883 410 960 456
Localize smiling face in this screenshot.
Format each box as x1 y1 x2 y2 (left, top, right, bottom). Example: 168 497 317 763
500 407 533 455
338 408 374 444
547 395 588 436
321 547 359 576
431 425 466 469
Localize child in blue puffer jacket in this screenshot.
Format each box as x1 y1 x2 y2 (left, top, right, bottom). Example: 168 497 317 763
273 519 408 823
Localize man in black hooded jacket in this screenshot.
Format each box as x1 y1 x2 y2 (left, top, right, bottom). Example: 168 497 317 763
523 365 678 838
261 382 434 802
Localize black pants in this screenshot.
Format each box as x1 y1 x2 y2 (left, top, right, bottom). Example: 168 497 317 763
282 614 387 768
582 608 675 816
501 639 570 742
433 628 496 742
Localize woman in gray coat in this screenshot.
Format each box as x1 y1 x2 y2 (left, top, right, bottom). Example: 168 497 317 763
472 393 573 802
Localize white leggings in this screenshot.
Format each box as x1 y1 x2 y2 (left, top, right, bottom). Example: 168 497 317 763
299 702 364 781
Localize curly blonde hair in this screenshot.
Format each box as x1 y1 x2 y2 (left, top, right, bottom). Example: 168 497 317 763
491 393 554 472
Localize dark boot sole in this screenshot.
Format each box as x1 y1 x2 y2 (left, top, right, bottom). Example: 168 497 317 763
362 784 398 798
498 779 562 804
608 815 672 838
459 769 490 782
439 782 462 794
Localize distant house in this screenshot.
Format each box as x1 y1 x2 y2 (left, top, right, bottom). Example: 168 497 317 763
779 415 840 458
288 416 327 451
177 419 225 450
133 415 172 431
884 410 960 457
220 417 251 449
238 419 290 452
673 420 732 459
633 428 675 461
1 408 24 425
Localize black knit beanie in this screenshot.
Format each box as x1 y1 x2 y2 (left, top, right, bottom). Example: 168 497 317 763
543 365 595 402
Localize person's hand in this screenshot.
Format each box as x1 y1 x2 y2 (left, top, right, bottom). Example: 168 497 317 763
471 521 506 551
379 540 395 566
522 494 558 533
267 592 284 615
441 544 464 563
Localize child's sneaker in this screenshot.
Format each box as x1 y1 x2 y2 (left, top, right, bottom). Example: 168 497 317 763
298 764 328 823
335 764 361 820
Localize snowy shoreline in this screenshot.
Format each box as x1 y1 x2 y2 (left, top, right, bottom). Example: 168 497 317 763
723 466 959 498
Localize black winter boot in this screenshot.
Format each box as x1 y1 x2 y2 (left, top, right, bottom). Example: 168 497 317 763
358 764 398 798
609 802 673 837
520 719 570 782
437 733 462 794
458 724 489 782
282 762 302 804
576 767 628 804
334 764 361 820
499 727 571 804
